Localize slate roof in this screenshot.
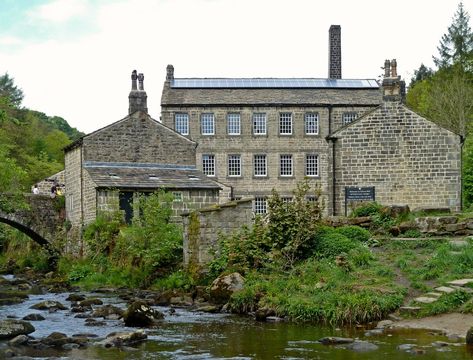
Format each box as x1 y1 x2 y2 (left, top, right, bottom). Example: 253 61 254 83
161 78 382 106
84 162 220 190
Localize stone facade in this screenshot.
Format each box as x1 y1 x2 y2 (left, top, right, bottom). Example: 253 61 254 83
64 71 221 246
331 101 461 215
181 199 253 269
160 57 461 216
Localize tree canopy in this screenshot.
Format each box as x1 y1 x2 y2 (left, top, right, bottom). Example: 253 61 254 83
0 73 84 194
433 2 473 70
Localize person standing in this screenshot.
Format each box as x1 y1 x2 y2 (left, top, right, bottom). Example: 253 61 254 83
32 184 39 194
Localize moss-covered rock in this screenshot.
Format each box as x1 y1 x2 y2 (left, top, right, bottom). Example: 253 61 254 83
123 301 164 327
0 320 35 339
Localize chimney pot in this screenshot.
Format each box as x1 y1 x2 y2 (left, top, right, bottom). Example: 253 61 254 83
131 70 138 90
384 60 391 78
138 73 144 90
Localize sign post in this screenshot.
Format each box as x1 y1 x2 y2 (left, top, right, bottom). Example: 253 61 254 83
345 186 375 216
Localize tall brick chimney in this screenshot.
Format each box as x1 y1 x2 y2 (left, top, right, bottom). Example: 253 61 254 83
328 25 342 79
128 70 148 114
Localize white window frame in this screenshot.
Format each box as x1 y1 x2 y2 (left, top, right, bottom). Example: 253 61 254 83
305 112 319 135
174 113 189 135
253 154 267 177
305 154 319 177
201 113 215 135
279 154 293 177
228 154 241 177
279 113 292 135
202 154 215 176
252 113 267 135
343 112 358 125
254 197 267 214
227 113 241 135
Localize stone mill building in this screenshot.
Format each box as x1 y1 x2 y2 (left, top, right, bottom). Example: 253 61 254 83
160 25 461 216
63 25 462 248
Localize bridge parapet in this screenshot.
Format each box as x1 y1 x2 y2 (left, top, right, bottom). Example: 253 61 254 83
0 193 66 265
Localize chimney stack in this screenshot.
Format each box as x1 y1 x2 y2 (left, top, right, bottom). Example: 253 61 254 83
328 25 342 79
128 69 148 114
166 64 174 81
382 59 405 102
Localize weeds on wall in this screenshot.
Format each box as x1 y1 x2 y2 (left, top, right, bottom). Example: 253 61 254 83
63 190 183 287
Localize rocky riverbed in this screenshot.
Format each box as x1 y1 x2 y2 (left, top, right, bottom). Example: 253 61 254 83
0 273 472 359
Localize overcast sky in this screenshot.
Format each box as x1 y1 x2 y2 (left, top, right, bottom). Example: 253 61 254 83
1 0 472 133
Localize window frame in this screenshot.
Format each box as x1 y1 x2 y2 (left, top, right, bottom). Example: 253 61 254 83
200 113 215 135
279 154 293 177
305 154 319 177
342 112 358 125
227 154 242 177
202 154 216 176
227 113 241 135
252 113 267 135
174 113 189 135
253 154 267 177
254 197 267 214
279 112 293 135
304 112 319 135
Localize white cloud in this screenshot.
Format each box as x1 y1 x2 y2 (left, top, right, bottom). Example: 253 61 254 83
28 0 89 23
1 0 472 134
0 36 22 46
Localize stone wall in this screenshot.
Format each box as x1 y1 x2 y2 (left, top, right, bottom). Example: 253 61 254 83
96 188 220 224
64 146 82 228
332 102 461 214
83 111 196 165
181 199 254 269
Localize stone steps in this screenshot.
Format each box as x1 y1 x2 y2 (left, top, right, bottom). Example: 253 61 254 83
408 279 473 311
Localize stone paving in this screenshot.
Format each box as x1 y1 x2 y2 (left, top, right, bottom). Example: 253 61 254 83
409 278 473 310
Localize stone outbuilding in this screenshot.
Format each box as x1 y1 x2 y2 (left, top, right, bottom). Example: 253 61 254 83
328 65 462 215
64 70 222 244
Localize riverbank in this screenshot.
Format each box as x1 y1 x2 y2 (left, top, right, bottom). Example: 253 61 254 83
0 274 472 359
392 313 473 339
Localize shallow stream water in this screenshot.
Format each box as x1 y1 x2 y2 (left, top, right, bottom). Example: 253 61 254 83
0 290 472 359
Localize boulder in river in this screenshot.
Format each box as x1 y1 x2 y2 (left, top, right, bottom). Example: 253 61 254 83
80 298 103 306
123 301 164 327
66 294 86 302
467 326 473 345
22 313 45 321
319 337 354 345
210 272 245 304
8 334 30 346
99 330 147 348
92 305 124 320
0 320 35 339
345 340 379 352
30 300 67 311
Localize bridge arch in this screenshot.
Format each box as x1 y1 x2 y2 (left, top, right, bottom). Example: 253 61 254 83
0 194 64 267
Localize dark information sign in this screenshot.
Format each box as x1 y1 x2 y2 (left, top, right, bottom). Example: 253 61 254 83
345 186 376 216
345 187 375 202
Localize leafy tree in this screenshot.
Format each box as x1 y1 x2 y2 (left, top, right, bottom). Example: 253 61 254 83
433 2 473 70
409 64 434 88
425 65 473 137
0 73 24 107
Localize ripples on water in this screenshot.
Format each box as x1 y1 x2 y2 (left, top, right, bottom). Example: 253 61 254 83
0 286 471 359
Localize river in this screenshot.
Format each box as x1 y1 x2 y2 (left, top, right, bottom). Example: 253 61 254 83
0 290 472 359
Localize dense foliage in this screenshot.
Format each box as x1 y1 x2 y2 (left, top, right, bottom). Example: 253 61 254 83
62 191 183 288
407 2 473 207
0 73 83 196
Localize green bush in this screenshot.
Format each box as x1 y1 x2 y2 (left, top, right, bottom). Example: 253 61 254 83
335 226 371 243
348 247 374 267
351 202 382 217
315 232 361 259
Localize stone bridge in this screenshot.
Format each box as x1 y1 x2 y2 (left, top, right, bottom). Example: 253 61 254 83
0 194 65 265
